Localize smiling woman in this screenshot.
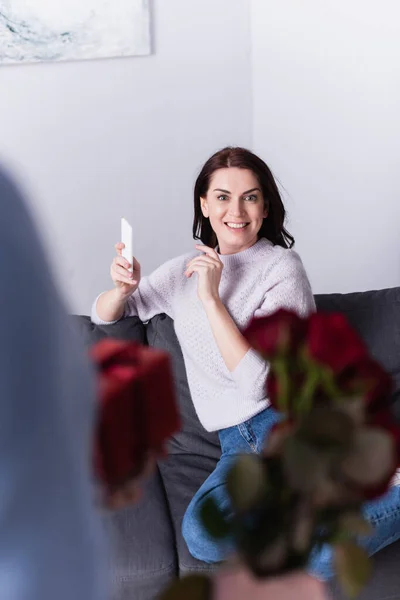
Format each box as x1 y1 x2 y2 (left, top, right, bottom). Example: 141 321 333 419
91 145 316 568
198 168 268 255
193 147 294 252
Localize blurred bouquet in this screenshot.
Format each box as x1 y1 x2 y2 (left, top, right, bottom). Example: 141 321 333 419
90 338 180 508
162 310 400 599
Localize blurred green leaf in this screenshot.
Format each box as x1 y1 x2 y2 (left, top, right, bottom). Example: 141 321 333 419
341 428 395 487
271 357 291 411
200 497 231 539
297 362 321 415
282 436 329 493
227 454 267 512
334 541 371 598
255 535 288 572
238 496 286 557
300 406 355 448
334 397 365 426
291 501 314 553
339 512 374 537
319 366 342 398
159 574 212 600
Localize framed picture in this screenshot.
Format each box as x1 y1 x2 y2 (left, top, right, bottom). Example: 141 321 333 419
0 0 151 65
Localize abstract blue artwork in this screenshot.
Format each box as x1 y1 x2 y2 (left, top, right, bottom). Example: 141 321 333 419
0 0 150 65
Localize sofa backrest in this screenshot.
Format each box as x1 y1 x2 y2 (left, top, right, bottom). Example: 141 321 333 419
315 287 400 420
73 285 400 453
71 315 146 347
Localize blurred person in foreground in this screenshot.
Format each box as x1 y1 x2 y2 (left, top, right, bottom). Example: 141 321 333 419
0 167 107 600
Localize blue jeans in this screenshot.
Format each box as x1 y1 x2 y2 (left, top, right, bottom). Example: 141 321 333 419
182 407 400 580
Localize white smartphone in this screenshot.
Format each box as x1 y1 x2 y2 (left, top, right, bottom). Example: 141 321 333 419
121 217 133 272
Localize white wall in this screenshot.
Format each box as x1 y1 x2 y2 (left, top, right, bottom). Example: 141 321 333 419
3 0 399 308
0 0 252 313
251 0 400 294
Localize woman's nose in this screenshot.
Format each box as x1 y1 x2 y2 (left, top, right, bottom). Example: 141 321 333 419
228 200 244 217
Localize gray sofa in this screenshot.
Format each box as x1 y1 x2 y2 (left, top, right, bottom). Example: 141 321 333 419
74 286 400 600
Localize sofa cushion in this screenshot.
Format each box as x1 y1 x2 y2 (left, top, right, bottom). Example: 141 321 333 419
103 469 178 599
328 540 400 600
71 315 146 347
315 287 400 420
146 314 221 574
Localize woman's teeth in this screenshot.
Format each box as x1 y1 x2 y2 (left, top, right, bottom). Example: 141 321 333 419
226 223 247 229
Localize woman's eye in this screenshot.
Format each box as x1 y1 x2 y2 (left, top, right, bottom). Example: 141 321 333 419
217 195 228 201
245 195 257 202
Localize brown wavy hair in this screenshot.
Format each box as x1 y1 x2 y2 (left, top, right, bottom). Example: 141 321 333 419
193 147 294 249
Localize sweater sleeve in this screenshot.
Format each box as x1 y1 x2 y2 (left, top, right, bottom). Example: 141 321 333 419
91 254 186 325
230 249 316 402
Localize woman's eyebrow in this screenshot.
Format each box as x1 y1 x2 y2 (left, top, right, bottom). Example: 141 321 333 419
213 187 261 194
242 187 261 194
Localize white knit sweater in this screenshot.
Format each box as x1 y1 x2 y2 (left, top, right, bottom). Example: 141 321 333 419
92 238 315 432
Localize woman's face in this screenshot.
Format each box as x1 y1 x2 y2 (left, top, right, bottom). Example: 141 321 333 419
200 167 268 255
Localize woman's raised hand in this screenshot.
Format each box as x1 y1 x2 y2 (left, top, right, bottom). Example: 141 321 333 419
110 242 141 298
185 245 223 306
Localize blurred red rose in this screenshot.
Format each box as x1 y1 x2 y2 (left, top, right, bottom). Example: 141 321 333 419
244 309 308 359
307 313 368 374
90 338 180 493
338 356 394 410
